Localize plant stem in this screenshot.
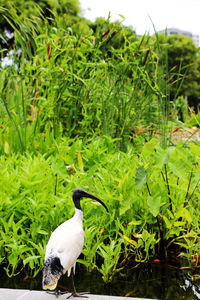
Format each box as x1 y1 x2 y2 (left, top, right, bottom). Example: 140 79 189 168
184 170 193 207
146 182 151 196
185 179 199 207
164 165 172 212
54 173 58 196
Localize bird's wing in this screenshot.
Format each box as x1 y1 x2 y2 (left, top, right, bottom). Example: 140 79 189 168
45 219 84 274
60 229 84 274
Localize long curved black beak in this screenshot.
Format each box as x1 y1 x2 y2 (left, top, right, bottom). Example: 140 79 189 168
84 191 109 212
73 188 109 212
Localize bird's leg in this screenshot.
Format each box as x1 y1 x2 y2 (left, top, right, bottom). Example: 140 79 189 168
67 268 89 299
47 288 68 298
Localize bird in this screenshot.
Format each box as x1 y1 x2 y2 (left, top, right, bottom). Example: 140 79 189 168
42 188 109 298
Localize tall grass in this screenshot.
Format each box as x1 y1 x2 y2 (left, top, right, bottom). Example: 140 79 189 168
0 7 183 154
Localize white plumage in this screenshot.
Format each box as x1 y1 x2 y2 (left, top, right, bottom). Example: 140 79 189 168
42 188 108 297
43 209 84 290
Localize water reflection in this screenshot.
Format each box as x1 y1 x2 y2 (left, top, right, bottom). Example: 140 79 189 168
1 261 200 299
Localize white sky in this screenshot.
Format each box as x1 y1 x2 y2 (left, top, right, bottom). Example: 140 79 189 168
79 0 200 36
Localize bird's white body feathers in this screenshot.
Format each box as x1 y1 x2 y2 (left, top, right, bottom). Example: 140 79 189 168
45 209 84 275
43 209 84 290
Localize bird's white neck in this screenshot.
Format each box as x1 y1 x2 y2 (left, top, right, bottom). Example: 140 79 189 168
74 208 83 224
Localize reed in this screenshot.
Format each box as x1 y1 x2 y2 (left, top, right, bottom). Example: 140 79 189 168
0 7 184 154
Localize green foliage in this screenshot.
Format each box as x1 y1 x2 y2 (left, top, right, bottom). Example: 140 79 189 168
97 238 123 282
1 0 80 16
0 137 199 281
157 34 200 110
0 8 183 154
0 0 81 34
0 5 200 285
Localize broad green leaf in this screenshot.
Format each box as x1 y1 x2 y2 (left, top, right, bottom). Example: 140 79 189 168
141 138 157 157
51 159 67 177
119 199 131 216
135 166 147 189
168 161 187 180
147 196 161 217
155 147 169 169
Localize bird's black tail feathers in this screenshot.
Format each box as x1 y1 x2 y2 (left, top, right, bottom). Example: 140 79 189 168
42 256 64 289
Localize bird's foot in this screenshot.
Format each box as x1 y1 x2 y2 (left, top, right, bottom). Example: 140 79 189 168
46 289 68 298
67 292 89 298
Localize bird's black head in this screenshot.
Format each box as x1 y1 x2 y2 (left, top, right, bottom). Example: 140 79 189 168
72 188 108 212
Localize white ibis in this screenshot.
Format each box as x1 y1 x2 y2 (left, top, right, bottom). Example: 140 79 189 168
42 188 108 298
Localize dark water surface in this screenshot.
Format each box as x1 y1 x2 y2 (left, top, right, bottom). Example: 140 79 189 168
1 261 200 299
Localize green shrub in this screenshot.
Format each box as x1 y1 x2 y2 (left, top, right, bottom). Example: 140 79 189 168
0 137 199 281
